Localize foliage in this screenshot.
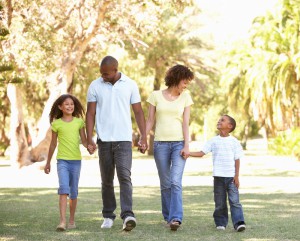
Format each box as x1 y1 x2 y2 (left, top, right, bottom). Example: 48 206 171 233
268 128 300 160
221 0 300 138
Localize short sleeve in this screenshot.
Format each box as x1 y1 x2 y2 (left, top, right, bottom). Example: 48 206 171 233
130 81 141 104
79 118 85 129
184 91 194 107
147 91 157 106
87 81 97 103
201 139 212 154
234 139 244 160
51 120 58 133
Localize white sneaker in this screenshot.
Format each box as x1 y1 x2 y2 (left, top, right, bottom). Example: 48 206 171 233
122 216 136 231
216 226 226 230
101 218 114 228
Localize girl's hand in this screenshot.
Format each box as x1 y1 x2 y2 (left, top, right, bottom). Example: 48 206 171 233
44 163 51 174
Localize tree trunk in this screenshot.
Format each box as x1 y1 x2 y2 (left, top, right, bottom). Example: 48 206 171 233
16 1 110 165
7 83 31 167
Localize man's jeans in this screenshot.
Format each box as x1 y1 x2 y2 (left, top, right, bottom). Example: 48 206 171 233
213 176 245 227
97 140 134 220
154 141 186 223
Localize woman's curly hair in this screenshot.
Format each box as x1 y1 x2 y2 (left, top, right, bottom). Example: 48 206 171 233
165 64 194 87
49 94 85 123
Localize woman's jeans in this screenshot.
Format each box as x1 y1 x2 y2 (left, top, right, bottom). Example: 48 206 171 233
97 140 134 220
154 141 186 223
213 176 245 227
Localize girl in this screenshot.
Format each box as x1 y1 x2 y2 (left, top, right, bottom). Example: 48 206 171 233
145 65 194 231
44 94 87 231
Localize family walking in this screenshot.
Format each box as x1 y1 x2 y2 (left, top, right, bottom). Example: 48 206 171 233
44 55 246 233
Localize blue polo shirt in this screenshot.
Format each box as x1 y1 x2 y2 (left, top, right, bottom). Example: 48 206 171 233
87 72 141 141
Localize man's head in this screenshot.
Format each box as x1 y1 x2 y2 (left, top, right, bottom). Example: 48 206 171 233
100 56 119 83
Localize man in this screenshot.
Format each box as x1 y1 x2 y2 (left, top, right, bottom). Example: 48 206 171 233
86 56 148 231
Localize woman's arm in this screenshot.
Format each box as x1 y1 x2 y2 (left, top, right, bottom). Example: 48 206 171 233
180 106 191 159
145 104 156 136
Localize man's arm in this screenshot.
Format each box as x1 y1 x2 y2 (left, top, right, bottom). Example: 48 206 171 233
132 102 148 153
86 102 97 154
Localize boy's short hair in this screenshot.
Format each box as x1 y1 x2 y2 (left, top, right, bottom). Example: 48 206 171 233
224 115 236 132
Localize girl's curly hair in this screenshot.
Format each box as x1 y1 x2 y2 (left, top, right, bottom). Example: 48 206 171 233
49 94 85 123
165 64 194 87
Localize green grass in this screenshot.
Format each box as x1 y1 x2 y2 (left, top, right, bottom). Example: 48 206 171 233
1 186 300 241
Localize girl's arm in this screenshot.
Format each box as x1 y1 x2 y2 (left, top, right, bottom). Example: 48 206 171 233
44 131 57 174
180 106 191 159
80 127 87 148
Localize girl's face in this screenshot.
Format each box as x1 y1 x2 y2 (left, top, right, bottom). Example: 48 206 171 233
59 97 74 115
176 79 189 93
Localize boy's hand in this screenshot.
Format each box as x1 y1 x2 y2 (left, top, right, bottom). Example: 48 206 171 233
233 175 240 188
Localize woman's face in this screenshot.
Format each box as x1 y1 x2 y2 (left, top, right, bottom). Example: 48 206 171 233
176 79 189 93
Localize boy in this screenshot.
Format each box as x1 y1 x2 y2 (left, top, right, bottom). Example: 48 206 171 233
188 115 246 232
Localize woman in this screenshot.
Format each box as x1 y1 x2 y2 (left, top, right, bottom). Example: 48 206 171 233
146 64 194 231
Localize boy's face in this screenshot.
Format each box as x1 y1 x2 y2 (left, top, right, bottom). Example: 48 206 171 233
217 115 232 131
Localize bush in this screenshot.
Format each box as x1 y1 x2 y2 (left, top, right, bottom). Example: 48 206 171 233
268 128 300 160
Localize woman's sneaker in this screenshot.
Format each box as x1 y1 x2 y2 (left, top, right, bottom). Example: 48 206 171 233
216 226 226 230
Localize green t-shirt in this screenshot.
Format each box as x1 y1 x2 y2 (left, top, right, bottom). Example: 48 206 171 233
147 90 193 141
52 117 85 160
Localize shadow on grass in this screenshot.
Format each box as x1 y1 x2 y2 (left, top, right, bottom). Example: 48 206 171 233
0 187 300 241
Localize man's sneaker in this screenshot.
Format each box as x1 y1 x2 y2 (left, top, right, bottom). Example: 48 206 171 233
236 224 246 232
216 226 226 230
101 218 114 228
122 216 136 231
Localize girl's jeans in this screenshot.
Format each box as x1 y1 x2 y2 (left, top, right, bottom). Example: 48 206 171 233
213 176 245 227
97 140 134 220
57 159 81 199
154 141 186 223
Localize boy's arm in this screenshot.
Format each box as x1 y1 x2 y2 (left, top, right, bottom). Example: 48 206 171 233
189 151 205 158
233 159 240 188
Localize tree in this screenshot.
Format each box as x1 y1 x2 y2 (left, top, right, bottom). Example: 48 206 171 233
221 0 300 138
3 0 193 166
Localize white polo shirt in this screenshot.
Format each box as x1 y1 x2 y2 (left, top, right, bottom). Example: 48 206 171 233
87 73 141 141
202 135 244 177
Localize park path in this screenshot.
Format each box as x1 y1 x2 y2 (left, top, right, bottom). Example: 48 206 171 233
0 138 299 194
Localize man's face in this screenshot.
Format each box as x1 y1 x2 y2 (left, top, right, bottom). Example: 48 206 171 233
100 64 117 83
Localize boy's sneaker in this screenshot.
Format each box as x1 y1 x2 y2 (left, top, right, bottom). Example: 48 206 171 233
236 224 246 232
235 221 246 232
122 216 136 231
216 226 226 230
101 218 114 228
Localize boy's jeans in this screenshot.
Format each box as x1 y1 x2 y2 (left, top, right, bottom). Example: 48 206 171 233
154 141 186 223
97 140 134 220
213 176 245 227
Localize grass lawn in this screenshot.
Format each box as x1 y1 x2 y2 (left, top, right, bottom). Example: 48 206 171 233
0 186 300 241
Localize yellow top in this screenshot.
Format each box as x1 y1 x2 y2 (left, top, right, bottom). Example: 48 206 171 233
147 90 193 141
